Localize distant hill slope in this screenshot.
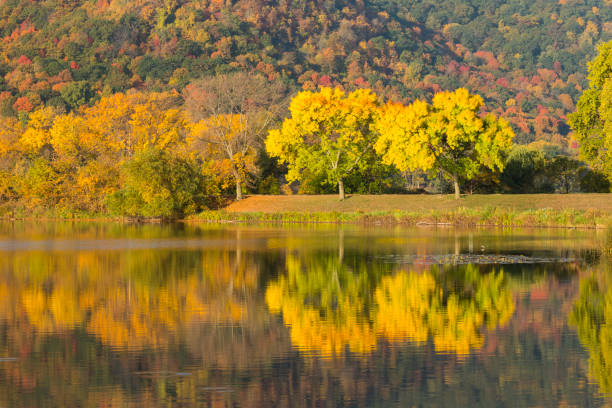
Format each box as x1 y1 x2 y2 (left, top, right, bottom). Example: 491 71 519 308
0 0 610 145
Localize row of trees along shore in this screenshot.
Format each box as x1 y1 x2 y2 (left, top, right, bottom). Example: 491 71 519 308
0 41 611 217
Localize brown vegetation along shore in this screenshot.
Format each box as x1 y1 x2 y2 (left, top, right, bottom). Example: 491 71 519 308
224 194 612 213
187 193 612 229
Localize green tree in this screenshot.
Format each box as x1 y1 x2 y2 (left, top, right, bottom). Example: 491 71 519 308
266 87 380 200
374 88 514 199
580 169 611 193
547 156 583 194
568 41 612 180
60 81 94 110
501 146 550 193
105 149 205 218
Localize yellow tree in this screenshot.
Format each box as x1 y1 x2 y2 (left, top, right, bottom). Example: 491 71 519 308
83 93 135 156
84 91 187 157
184 72 285 200
266 87 380 200
375 88 514 199
128 93 190 153
568 41 612 180
189 113 258 195
18 107 60 154
0 115 21 202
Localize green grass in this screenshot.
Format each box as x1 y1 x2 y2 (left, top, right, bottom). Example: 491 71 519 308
224 193 612 213
192 206 612 228
189 194 612 228
4 193 612 228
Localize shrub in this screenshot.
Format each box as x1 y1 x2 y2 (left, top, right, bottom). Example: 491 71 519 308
105 149 207 218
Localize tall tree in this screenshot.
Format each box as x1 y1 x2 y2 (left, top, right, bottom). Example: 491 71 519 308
266 87 380 200
374 88 514 199
568 41 612 180
184 72 285 200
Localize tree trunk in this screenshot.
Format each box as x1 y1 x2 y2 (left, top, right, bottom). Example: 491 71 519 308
338 179 345 201
235 178 243 201
453 174 460 200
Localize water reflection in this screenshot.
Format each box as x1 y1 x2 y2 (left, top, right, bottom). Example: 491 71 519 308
0 249 258 349
266 252 514 357
0 222 609 406
571 255 612 396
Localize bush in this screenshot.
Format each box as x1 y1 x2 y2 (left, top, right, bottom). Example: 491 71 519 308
105 149 207 218
580 170 611 193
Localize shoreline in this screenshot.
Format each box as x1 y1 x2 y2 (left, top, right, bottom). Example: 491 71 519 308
2 193 612 229
187 208 611 229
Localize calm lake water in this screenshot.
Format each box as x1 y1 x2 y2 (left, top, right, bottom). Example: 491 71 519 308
0 221 610 407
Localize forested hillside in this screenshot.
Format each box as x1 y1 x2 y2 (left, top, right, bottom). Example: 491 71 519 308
0 0 610 145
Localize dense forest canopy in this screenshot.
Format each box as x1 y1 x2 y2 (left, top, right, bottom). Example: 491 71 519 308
0 0 611 214
0 0 610 145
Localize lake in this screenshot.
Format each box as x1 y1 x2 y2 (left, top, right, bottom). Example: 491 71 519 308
0 221 610 407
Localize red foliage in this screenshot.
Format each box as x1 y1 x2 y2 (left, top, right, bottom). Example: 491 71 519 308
70 61 79 70
496 77 509 88
530 75 542 86
479 71 495 82
13 96 33 112
536 105 549 115
17 55 32 65
4 19 35 42
446 60 459 75
458 65 470 75
355 77 370 88
537 68 558 83
318 75 332 87
474 50 499 70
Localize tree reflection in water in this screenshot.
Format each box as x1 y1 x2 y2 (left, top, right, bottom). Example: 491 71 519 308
570 256 612 396
266 250 515 357
0 224 605 407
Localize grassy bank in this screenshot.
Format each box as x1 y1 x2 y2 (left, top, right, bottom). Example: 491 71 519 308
3 194 612 228
191 194 612 228
224 194 612 213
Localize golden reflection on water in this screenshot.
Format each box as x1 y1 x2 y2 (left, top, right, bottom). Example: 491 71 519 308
266 252 515 358
0 222 610 407
0 249 258 350
571 255 612 396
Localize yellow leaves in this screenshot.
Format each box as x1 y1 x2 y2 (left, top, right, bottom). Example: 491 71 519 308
19 107 59 152
374 99 435 172
197 113 247 142
4 250 253 350
373 270 512 356
375 88 514 185
49 113 88 158
266 254 515 358
84 91 186 155
128 95 189 152
0 115 20 155
266 86 380 188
